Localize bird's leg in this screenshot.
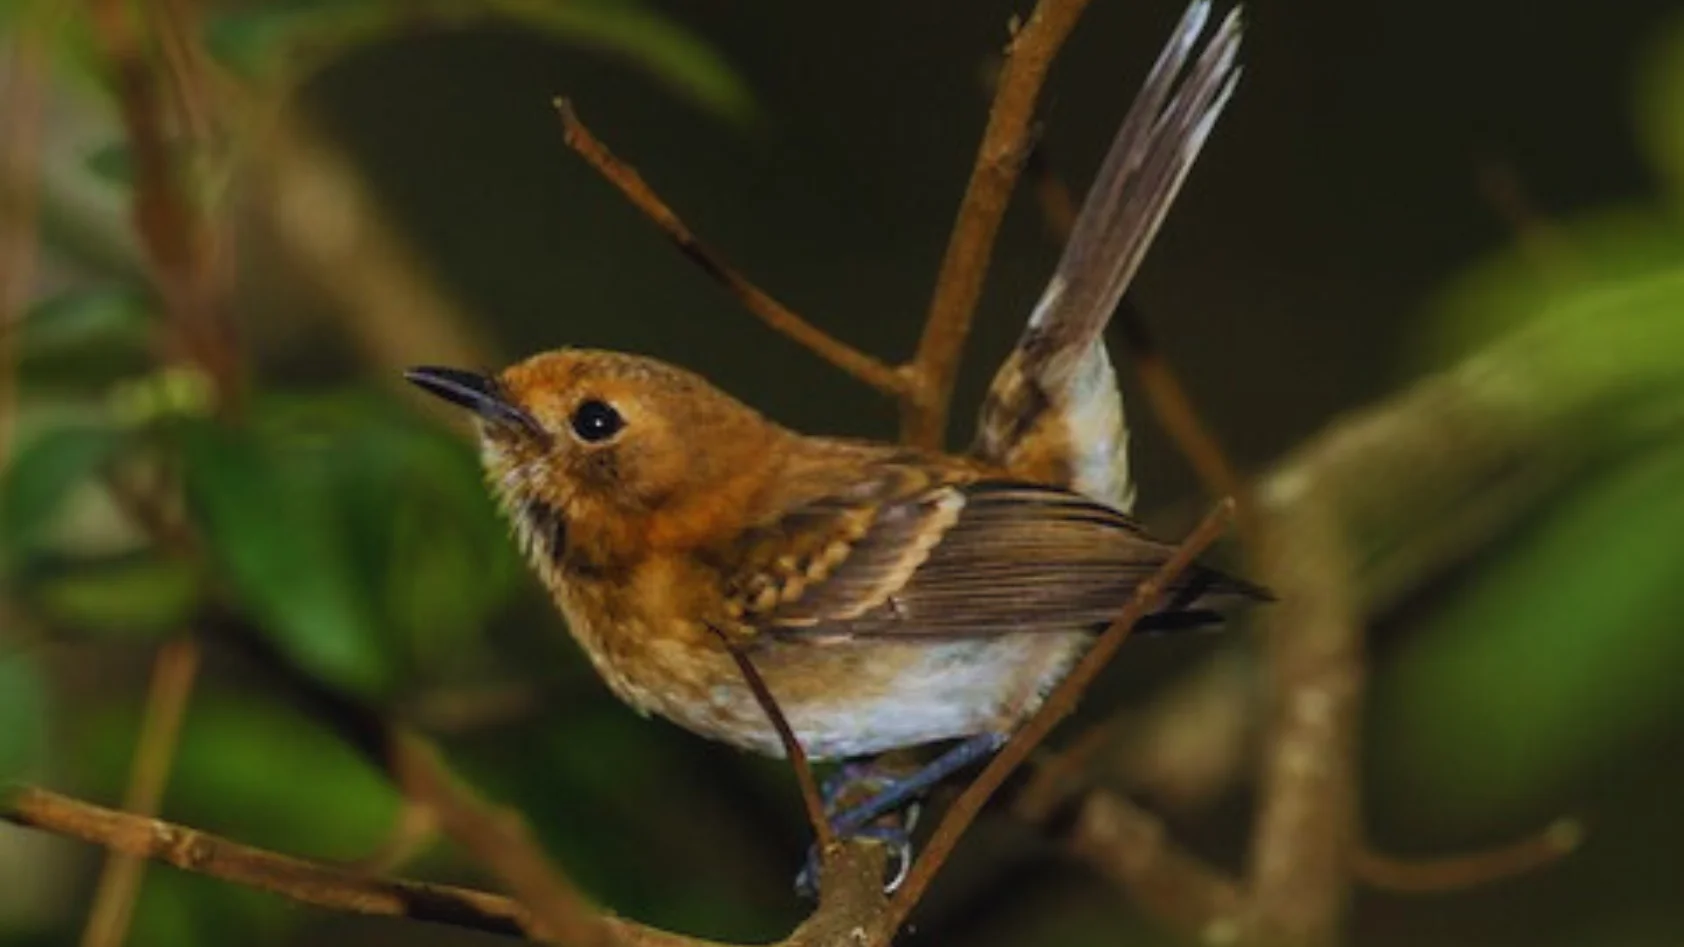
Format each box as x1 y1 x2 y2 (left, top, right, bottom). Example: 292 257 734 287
797 732 1007 897
828 732 1007 833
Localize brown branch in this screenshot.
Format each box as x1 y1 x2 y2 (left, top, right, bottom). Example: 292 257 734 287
385 734 610 946
0 2 54 473
902 0 1094 448
4 782 893 947
88 0 241 407
880 498 1236 934
1064 790 1243 940
4 784 533 940
553 99 905 398
1241 502 1363 947
719 640 836 853
1352 819 1583 895
79 638 202 947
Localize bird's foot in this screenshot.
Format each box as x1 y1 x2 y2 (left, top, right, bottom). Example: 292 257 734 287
794 732 1007 899
794 805 919 899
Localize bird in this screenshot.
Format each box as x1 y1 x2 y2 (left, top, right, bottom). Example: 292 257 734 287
406 0 1252 891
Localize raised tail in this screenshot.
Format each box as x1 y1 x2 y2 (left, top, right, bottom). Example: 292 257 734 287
972 1 1243 511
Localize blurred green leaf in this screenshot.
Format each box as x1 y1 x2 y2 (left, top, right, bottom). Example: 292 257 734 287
1637 11 1684 208
79 693 402 860
252 393 516 676
18 286 151 355
0 421 125 562
1376 441 1684 825
481 0 756 122
128 870 296 947
202 0 387 79
28 554 201 637
178 420 391 696
1414 209 1684 369
203 0 753 122
82 140 133 186
16 288 156 394
0 655 48 780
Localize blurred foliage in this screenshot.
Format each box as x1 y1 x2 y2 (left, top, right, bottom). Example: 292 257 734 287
2 1 1684 947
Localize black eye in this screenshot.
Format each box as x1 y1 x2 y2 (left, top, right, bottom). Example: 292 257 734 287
570 399 624 443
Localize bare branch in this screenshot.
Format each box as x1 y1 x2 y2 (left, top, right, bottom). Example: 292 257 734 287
554 100 906 398
3 784 533 941
80 639 201 947
718 639 836 853
0 1 54 471
1352 820 1583 895
1066 790 1243 941
88 0 241 405
901 0 1094 448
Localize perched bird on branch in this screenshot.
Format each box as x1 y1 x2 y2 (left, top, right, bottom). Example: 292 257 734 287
407 0 1254 893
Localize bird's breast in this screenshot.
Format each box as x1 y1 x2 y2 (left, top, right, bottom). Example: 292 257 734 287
552 567 1091 759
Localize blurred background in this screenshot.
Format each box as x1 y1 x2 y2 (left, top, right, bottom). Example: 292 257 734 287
3 0 1683 945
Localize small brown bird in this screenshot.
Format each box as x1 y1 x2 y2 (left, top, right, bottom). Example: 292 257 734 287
407 0 1254 885
407 351 1259 761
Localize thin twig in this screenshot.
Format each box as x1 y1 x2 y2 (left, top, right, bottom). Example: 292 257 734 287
880 498 1236 932
1065 789 1243 941
4 784 532 940
1351 820 1583 895
718 639 836 853
902 0 1094 448
0 2 53 472
386 734 609 947
553 99 905 398
79 638 202 947
88 0 241 407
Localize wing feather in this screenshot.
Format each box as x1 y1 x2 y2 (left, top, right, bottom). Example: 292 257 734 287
720 470 1260 641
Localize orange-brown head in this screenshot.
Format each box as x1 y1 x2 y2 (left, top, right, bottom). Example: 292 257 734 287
406 349 793 576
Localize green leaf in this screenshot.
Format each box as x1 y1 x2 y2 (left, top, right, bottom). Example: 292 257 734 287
18 286 151 354
0 654 49 780
178 420 391 696
28 554 201 638
202 0 753 122
1374 441 1684 826
79 694 402 860
483 0 756 122
128 870 296 947
251 393 517 675
15 287 156 394
83 140 133 186
1636 10 1684 208
201 0 388 80
0 421 126 561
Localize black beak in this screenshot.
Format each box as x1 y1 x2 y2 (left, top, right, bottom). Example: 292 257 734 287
404 366 547 441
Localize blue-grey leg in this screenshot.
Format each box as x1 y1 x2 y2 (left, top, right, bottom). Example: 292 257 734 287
797 732 1007 898
829 732 1007 834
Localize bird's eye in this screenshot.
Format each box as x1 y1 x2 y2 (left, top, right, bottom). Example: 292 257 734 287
570 399 624 443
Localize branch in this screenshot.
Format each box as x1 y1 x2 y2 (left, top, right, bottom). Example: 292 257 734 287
880 498 1236 934
1352 820 1584 895
902 0 1094 448
719 640 836 853
554 100 905 398
88 0 241 406
0 1 53 472
1065 790 1243 941
80 638 201 947
3 784 532 940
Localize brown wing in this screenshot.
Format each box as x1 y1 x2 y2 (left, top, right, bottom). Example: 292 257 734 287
721 472 1259 641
